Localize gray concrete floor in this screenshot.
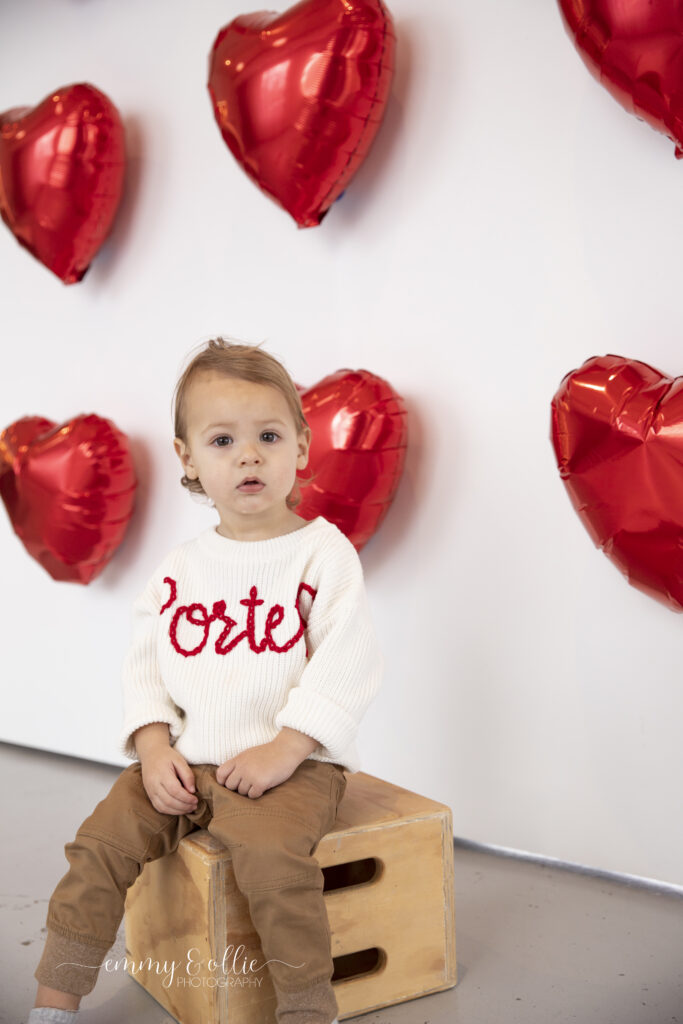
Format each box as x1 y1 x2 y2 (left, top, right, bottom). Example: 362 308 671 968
1 741 682 1024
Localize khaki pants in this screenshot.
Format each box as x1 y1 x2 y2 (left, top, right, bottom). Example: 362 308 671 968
35 757 347 1024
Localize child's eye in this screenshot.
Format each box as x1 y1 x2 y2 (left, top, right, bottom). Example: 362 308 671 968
212 435 232 447
261 431 279 442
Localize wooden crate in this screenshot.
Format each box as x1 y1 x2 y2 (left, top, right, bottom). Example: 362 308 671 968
123 771 456 1023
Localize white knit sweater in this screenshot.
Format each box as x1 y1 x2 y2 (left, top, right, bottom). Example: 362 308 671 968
119 516 384 773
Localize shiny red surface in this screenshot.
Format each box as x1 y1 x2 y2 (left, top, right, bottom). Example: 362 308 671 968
551 354 683 611
208 0 396 226
295 368 407 550
0 414 137 583
0 83 126 282
558 0 683 157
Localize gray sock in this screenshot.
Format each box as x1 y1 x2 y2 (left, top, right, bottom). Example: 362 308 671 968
27 1008 78 1023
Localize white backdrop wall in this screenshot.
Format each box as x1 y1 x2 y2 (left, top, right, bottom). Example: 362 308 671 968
2 0 683 887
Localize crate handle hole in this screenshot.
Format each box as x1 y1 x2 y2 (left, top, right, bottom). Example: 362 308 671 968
332 945 385 982
322 856 381 892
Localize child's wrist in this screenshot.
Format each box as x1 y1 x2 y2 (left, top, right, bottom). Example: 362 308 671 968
272 727 319 762
133 722 171 759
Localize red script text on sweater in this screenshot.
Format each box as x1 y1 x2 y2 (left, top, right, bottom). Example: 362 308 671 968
160 576 318 658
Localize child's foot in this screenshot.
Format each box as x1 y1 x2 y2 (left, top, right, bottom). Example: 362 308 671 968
27 1009 79 1023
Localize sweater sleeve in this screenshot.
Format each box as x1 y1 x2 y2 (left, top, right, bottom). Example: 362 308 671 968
118 569 186 761
274 538 384 762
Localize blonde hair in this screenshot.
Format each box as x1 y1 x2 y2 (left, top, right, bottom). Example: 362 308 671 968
172 337 315 510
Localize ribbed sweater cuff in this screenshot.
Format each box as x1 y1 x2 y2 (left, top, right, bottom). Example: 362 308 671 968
119 705 185 759
275 690 357 762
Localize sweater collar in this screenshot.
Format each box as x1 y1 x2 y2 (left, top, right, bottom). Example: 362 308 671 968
197 515 327 562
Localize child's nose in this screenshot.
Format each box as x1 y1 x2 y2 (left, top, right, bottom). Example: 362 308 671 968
239 445 261 461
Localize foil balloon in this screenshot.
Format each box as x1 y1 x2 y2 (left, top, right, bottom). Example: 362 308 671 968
0 83 126 282
551 354 683 612
558 0 683 157
295 369 407 550
207 0 396 227
0 414 137 583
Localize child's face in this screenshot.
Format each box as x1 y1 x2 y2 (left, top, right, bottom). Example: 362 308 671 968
174 372 310 531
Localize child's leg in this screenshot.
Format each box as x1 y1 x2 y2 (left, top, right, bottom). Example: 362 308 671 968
34 983 80 1011
206 759 347 1024
34 761 211 1002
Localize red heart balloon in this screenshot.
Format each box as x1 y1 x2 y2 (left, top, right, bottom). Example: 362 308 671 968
295 368 407 550
551 354 683 611
558 0 683 157
207 0 396 227
0 414 137 583
0 83 126 282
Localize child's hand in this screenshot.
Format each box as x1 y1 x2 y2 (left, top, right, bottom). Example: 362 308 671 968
216 741 300 799
140 746 199 815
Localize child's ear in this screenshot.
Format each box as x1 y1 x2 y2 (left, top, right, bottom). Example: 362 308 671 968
296 427 311 469
174 437 198 479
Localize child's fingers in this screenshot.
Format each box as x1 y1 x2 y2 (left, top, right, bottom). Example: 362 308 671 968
216 760 233 785
162 772 198 811
174 760 197 793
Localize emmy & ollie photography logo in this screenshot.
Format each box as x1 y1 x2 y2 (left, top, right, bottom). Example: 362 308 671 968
56 943 306 989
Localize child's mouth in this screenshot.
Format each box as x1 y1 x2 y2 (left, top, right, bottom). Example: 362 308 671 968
237 480 265 492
